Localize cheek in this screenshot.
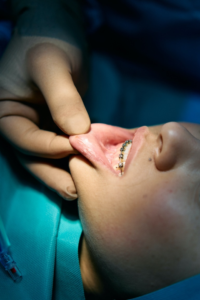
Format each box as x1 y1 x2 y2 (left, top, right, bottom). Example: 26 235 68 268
100 179 189 258
142 181 190 246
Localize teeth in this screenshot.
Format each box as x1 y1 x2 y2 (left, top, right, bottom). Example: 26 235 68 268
118 162 124 168
116 140 132 176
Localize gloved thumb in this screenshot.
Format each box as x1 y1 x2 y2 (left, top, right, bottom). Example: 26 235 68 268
28 42 91 135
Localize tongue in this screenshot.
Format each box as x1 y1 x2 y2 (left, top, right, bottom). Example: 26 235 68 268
69 124 134 174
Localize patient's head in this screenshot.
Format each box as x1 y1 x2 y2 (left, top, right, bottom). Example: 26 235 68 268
69 122 200 299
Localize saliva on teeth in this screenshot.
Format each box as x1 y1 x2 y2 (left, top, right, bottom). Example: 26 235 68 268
115 140 132 176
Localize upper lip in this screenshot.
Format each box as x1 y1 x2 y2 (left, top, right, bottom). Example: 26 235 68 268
69 124 148 175
124 126 149 173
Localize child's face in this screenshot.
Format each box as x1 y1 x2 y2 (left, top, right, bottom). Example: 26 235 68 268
69 122 200 297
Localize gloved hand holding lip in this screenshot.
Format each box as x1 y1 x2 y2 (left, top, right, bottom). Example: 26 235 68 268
0 0 91 200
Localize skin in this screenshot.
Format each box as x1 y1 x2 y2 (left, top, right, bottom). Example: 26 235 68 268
69 122 200 299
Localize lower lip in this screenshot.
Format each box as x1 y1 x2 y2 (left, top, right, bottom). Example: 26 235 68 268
124 126 148 172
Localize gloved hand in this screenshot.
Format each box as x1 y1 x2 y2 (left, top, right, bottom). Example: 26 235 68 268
0 0 90 200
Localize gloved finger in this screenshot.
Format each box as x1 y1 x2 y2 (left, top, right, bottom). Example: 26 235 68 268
15 151 78 201
0 100 78 158
27 43 91 135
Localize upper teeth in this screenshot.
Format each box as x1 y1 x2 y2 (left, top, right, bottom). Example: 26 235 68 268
118 140 132 176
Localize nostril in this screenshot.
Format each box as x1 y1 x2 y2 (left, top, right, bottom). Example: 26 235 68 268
154 134 163 159
158 134 163 152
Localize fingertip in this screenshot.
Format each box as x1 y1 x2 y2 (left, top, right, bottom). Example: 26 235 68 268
61 185 78 201
59 190 78 201
64 113 91 135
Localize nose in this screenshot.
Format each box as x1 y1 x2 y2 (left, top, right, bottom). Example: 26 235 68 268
154 122 200 171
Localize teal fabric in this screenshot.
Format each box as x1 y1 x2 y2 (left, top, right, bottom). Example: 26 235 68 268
132 274 200 300
52 201 85 300
0 140 84 300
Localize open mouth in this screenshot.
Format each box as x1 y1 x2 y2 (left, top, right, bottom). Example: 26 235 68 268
69 124 147 176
